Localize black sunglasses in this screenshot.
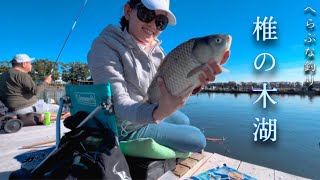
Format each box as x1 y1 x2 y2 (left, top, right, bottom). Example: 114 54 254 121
135 3 169 31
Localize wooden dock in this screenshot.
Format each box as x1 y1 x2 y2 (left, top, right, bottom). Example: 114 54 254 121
0 122 69 179
161 151 310 180
0 123 311 180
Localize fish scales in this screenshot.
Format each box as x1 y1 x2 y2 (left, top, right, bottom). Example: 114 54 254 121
146 35 232 104
147 39 196 102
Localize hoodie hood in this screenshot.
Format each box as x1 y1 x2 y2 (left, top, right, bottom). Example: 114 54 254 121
101 25 137 49
100 25 162 89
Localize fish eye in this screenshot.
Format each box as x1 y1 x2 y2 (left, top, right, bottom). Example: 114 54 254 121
215 38 222 44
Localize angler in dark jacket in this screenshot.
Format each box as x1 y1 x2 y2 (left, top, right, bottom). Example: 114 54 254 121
0 54 58 114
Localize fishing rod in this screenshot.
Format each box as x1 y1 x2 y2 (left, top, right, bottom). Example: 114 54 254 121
50 0 88 73
31 1 89 174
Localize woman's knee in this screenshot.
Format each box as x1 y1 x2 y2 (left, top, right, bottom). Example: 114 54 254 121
165 111 190 125
183 127 206 152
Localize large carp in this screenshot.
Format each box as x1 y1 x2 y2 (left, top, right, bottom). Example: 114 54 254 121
146 34 232 104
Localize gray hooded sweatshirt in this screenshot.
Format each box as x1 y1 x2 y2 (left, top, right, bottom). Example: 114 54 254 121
87 25 165 137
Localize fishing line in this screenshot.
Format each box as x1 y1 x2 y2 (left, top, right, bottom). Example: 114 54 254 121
51 0 88 73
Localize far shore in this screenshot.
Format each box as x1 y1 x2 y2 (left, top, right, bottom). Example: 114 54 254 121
201 89 320 95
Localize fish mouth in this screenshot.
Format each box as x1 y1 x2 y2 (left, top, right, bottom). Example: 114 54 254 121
225 35 232 50
221 50 230 65
221 35 232 65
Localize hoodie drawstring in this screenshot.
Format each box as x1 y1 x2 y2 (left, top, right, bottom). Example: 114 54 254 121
120 120 129 137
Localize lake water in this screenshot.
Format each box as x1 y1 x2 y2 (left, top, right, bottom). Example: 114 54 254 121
180 93 320 179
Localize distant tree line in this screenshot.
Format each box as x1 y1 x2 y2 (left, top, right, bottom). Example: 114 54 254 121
206 81 320 92
0 59 90 84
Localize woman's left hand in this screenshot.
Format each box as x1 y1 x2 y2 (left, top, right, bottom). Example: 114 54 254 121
198 50 230 85
198 61 222 85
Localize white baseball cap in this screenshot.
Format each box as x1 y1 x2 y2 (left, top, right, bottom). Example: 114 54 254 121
12 54 35 63
141 0 176 25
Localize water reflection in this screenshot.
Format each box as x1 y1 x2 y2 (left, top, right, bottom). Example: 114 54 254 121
182 93 320 179
201 92 319 103
233 93 238 98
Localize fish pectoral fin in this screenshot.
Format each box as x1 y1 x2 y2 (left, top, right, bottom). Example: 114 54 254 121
186 65 205 78
207 63 230 74
222 67 230 73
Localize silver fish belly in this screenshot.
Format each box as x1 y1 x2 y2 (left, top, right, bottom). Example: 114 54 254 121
146 34 232 104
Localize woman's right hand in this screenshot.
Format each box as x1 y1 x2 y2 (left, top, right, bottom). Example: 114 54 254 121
152 78 192 123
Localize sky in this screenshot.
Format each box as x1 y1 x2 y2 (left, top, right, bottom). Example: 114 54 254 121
0 0 319 83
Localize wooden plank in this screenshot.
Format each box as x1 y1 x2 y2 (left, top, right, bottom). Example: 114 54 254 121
275 170 311 180
0 124 69 145
0 125 68 156
180 151 212 179
173 165 190 177
1 136 54 148
192 153 241 176
0 126 54 140
180 158 199 169
189 152 205 161
237 161 273 180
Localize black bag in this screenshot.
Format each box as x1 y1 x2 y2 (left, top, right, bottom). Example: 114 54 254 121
0 99 8 116
63 111 91 130
10 127 131 179
17 113 43 126
39 127 130 179
0 99 42 126
125 156 179 180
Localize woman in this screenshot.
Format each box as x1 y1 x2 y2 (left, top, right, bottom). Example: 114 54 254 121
87 0 226 152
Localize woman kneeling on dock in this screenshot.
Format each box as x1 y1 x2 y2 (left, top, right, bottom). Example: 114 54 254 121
88 0 224 152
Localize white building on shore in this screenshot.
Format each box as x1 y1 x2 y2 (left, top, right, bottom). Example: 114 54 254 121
54 76 66 85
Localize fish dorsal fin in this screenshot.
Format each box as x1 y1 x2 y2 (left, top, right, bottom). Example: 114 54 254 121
186 65 205 78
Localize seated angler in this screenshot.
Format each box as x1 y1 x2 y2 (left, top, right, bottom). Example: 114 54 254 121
0 54 63 124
